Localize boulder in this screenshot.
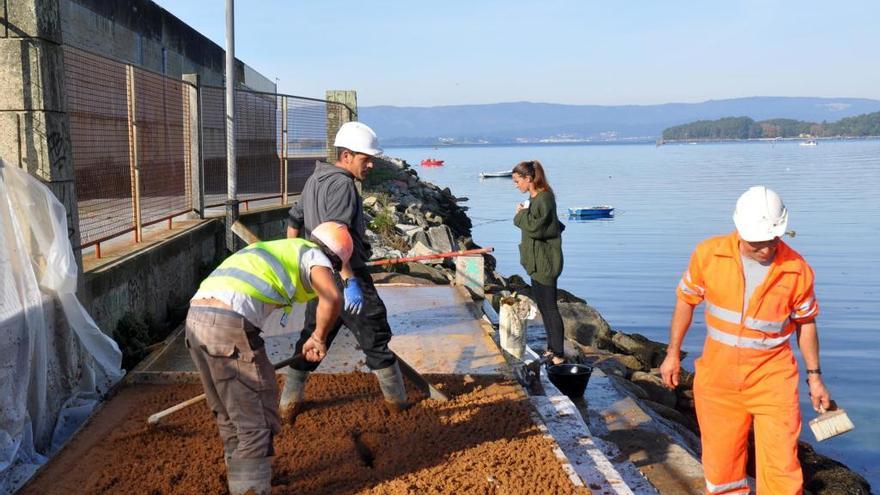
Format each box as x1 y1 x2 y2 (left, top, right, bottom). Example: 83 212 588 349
363 196 379 209
403 204 428 227
676 388 696 410
398 194 420 208
557 288 586 304
425 211 444 225
630 371 677 409
559 302 613 348
652 346 687 368
396 224 422 240
426 225 458 253
678 369 695 389
403 261 451 285
370 246 391 260
610 332 656 369
371 272 437 285
612 353 648 373
799 442 872 495
505 274 530 291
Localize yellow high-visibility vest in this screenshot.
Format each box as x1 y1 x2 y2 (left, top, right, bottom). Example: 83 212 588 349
198 238 320 313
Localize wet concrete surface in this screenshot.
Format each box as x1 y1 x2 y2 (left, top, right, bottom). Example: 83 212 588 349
139 285 506 377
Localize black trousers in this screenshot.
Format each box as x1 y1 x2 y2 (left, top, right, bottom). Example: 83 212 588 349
293 266 396 371
531 278 565 357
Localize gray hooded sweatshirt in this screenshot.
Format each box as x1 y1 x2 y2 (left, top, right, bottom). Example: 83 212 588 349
288 161 370 268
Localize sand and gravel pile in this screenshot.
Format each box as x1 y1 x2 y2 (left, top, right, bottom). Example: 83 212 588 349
22 373 588 494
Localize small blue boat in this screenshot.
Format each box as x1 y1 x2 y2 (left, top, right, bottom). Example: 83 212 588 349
568 205 614 219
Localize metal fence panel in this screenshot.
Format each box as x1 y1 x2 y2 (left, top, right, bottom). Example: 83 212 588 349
133 67 192 227
283 96 331 194
202 88 351 208
201 86 228 208
64 46 133 247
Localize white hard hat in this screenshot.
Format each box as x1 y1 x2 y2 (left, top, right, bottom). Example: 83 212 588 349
333 121 382 156
733 186 788 242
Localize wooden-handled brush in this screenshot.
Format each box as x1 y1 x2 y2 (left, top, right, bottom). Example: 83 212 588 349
809 400 855 441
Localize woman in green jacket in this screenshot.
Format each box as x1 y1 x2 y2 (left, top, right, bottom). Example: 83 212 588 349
512 160 566 365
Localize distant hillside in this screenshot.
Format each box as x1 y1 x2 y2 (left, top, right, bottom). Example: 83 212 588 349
359 97 880 146
662 112 880 140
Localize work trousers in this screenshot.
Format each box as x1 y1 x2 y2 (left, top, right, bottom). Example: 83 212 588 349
185 307 281 459
293 266 396 372
531 278 565 358
694 344 802 495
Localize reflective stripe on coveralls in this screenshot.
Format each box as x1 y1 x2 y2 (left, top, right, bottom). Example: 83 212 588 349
706 477 749 494
677 232 818 495
198 239 319 311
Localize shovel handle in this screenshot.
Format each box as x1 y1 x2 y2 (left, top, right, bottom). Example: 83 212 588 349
395 353 449 402
147 354 305 425
147 394 206 425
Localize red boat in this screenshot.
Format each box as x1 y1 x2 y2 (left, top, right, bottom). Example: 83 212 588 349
420 158 444 167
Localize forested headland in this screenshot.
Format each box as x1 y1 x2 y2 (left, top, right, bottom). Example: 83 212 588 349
661 112 880 141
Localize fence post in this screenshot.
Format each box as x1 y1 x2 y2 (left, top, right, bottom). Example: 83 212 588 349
183 74 204 218
325 90 357 163
0 0 83 274
280 95 289 205
125 65 142 242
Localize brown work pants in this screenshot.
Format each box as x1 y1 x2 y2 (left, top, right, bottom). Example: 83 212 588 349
185 307 281 459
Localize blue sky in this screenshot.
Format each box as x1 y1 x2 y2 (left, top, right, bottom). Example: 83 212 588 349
155 1 880 107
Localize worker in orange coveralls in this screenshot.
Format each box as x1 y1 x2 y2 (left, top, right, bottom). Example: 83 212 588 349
660 186 833 494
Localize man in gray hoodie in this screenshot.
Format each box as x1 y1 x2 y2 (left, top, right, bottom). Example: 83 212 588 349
283 122 408 419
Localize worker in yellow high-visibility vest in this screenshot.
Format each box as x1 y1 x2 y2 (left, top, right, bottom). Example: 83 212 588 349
186 222 352 495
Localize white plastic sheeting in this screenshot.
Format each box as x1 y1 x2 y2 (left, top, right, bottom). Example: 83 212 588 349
0 161 124 493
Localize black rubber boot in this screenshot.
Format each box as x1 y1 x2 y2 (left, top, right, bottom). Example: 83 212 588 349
374 361 409 413
279 368 309 423
226 456 272 495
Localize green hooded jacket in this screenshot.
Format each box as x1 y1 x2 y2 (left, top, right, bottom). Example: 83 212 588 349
514 190 564 285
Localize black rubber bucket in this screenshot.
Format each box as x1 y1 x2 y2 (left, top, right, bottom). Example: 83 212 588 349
546 364 593 399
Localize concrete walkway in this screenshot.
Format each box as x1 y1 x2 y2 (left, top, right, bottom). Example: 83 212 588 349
137 285 507 377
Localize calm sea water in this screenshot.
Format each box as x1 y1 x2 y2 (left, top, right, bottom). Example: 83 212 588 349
388 140 880 487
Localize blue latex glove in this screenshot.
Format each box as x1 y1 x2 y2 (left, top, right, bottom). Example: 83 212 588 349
343 277 364 315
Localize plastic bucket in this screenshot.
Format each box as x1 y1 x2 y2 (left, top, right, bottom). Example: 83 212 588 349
546 364 593 399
